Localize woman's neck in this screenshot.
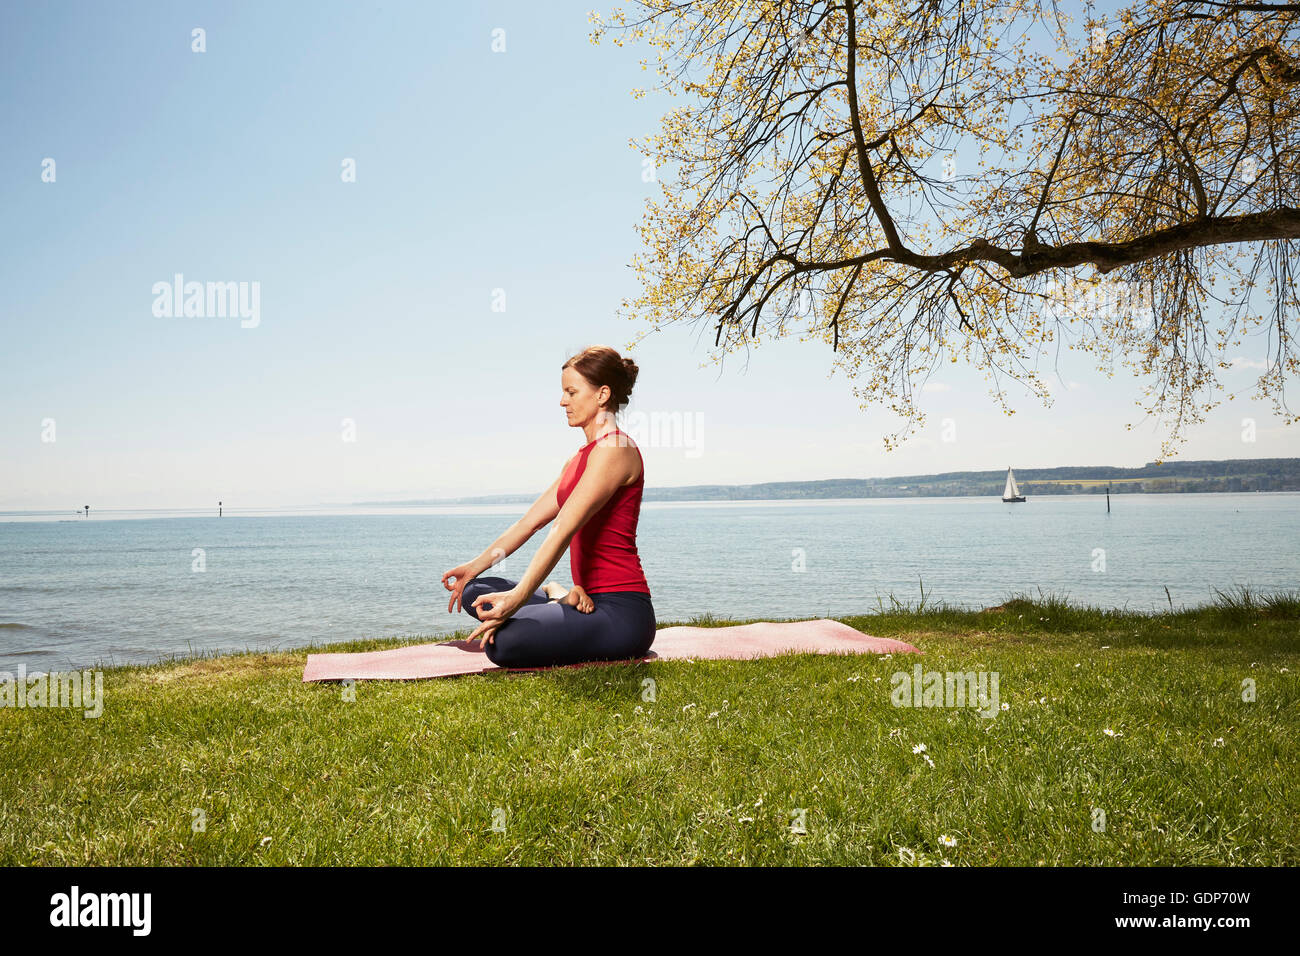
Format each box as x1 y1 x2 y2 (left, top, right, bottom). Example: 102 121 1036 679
583 421 620 444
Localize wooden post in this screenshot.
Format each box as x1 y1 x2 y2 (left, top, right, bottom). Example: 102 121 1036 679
1106 484 1110 513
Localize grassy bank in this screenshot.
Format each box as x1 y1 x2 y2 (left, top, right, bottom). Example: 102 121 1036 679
2 586 1297 866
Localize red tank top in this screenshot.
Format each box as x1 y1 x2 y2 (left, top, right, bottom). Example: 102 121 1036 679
557 428 651 595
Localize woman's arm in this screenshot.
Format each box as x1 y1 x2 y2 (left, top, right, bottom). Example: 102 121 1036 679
466 469 564 574
507 442 637 599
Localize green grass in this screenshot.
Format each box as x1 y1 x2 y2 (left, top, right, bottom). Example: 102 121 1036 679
2 584 1297 865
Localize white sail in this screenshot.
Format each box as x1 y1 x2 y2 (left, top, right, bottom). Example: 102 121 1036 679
1003 468 1020 500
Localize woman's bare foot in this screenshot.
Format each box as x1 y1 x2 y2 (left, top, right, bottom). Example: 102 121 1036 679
542 581 594 612
561 584 594 613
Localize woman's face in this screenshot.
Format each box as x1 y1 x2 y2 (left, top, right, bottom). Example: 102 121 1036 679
561 366 610 429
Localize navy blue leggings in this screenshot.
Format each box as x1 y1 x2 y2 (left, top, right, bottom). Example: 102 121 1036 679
460 576 657 669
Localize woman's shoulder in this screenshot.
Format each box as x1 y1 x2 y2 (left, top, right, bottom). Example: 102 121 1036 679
591 430 642 485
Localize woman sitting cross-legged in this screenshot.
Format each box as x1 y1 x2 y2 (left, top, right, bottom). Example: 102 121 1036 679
440 344 655 669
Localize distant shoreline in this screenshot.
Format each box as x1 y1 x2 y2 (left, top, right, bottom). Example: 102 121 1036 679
3 489 1298 523
358 456 1300 505
4 457 1297 519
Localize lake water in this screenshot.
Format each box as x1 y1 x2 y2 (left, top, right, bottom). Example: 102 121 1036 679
1 493 1297 673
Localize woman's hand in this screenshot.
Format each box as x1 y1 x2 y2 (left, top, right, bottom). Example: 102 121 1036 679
467 587 526 647
441 562 480 614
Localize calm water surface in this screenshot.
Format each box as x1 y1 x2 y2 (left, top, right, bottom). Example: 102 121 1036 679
1 494 1296 673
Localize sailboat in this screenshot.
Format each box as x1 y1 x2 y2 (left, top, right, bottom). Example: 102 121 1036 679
1002 467 1026 503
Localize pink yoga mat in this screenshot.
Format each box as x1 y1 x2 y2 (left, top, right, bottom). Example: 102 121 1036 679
301 619 921 682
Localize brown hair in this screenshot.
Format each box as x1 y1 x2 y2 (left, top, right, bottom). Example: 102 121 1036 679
562 345 639 411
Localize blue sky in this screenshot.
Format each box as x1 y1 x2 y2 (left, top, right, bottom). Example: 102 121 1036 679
2 0 1295 511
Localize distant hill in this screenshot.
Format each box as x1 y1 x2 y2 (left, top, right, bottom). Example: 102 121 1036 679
353 457 1300 506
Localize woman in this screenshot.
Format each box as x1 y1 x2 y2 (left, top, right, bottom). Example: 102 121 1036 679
440 345 655 669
